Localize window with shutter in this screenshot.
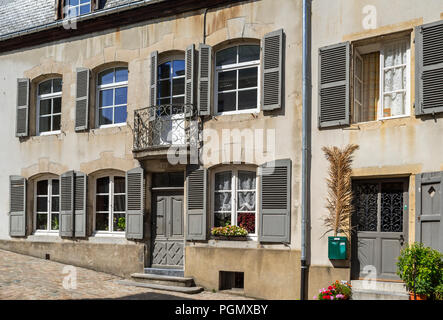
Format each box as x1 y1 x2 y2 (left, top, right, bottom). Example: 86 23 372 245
262 29 284 111
95 175 126 233
198 44 212 116
34 178 60 233
16 78 30 137
185 44 195 106
75 68 90 131
150 51 158 107
60 171 74 237
74 172 87 237
186 166 207 240
9 176 27 237
415 20 443 116
37 78 63 135
318 42 350 128
125 167 144 239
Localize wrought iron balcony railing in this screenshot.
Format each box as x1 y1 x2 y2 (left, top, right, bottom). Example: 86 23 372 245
133 104 198 152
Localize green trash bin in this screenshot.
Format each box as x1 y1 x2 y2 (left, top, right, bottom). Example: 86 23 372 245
328 236 347 260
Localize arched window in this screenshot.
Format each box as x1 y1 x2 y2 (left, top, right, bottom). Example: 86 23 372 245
96 67 128 127
157 59 185 105
95 175 126 233
35 177 60 233
37 78 62 135
215 44 260 114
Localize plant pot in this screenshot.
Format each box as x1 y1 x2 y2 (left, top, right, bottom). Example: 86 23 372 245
409 293 428 300
212 235 248 241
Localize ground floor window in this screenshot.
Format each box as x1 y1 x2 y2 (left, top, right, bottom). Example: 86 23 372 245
95 175 126 233
213 168 257 235
35 178 60 232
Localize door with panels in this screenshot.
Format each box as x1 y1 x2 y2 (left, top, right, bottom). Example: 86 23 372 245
351 179 409 280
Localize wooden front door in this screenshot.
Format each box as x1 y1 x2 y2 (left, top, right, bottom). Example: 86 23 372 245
351 179 409 281
152 192 184 268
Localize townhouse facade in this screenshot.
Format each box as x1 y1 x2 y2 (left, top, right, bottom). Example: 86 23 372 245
0 0 305 299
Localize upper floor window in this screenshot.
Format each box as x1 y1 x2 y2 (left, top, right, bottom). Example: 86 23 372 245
67 0 91 17
96 67 128 127
215 45 260 115
35 178 60 233
212 168 257 236
37 78 62 135
353 38 410 123
95 175 126 233
158 59 185 105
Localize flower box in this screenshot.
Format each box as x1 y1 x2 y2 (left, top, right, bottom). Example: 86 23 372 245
213 235 248 241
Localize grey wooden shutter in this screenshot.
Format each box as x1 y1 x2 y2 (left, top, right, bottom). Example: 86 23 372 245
259 159 291 243
262 29 284 111
60 170 74 237
318 42 350 128
75 68 90 131
186 165 207 240
415 172 443 252
415 21 443 116
198 44 212 116
150 51 158 107
16 78 30 137
126 167 144 240
74 172 87 238
9 176 26 237
185 44 195 108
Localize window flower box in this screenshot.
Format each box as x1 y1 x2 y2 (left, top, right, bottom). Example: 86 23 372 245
213 235 248 241
211 225 248 240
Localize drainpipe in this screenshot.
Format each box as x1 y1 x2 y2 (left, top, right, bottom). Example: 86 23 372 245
301 0 312 300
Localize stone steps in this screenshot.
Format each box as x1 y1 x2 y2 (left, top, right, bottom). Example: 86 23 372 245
351 280 409 300
131 273 195 287
144 267 184 277
117 280 204 294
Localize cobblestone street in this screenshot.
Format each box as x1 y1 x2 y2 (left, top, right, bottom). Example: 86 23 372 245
0 249 251 300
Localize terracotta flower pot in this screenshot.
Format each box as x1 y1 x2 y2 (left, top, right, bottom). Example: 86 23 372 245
409 292 428 300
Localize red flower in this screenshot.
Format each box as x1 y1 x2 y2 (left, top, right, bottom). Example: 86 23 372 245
328 286 333 290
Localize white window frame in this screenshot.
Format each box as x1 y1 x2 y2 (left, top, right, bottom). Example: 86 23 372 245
379 38 411 120
352 37 411 124
211 166 258 239
157 55 186 105
93 174 126 236
36 78 62 136
67 0 92 18
214 44 261 116
95 67 128 129
34 177 60 235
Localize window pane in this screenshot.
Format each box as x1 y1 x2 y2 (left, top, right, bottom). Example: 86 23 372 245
238 171 256 190
53 97 62 114
39 116 51 132
98 69 114 85
80 4 90 15
381 183 404 232
114 195 126 212
97 177 110 193
239 45 260 63
215 171 232 190
40 99 51 115
100 89 113 107
113 213 125 232
172 96 184 105
158 62 171 80
52 196 60 212
115 87 127 105
53 79 62 93
37 214 48 230
52 180 60 195
214 192 232 212
158 98 171 105
52 115 61 131
218 70 236 91
39 80 52 95
69 0 79 5
384 93 405 117
80 0 90 4
384 42 407 67
114 176 126 193
172 78 185 96
216 47 237 67
37 197 48 212
218 92 236 113
384 67 405 92
96 212 109 231
238 67 258 89
238 89 257 110
114 106 127 124
173 60 185 77
96 195 109 212
68 6 79 18
158 80 171 98
37 180 48 195
99 108 113 125
115 68 128 83
215 212 231 227
237 192 256 211
51 213 59 231
237 212 255 233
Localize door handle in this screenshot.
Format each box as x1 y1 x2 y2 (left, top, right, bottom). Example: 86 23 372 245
399 234 404 246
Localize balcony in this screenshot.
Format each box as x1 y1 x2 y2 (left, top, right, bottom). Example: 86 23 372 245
133 104 199 159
